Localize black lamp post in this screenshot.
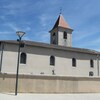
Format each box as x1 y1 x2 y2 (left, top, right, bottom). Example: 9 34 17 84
15 31 25 95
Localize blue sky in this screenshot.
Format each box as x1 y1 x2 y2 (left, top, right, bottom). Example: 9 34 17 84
0 0 100 51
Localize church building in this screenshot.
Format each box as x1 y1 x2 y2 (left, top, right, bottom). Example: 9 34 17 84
0 14 100 77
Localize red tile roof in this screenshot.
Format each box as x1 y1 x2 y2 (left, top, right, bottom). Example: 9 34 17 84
52 14 71 30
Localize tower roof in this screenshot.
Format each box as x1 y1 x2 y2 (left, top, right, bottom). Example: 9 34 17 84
52 14 71 30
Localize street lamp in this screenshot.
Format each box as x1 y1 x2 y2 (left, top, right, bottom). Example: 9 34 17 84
15 31 25 95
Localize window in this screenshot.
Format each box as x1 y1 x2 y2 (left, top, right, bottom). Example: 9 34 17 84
89 71 94 76
20 53 27 64
52 33 56 36
50 56 55 66
72 58 76 67
63 31 67 39
90 59 94 68
52 33 56 44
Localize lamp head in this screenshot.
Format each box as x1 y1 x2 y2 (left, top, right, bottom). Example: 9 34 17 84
16 31 25 38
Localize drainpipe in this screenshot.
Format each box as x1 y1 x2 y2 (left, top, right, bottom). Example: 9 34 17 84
97 54 99 76
0 42 4 72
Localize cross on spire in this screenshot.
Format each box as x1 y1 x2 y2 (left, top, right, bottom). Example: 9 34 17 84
60 7 62 14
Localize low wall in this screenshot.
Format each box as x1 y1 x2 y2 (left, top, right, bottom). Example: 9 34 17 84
0 73 100 93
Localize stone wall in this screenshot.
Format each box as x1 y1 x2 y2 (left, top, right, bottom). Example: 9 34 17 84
0 73 100 93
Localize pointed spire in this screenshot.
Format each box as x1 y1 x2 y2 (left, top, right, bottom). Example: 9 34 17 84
52 14 71 30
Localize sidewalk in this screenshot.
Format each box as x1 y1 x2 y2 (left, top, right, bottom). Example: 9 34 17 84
0 93 100 100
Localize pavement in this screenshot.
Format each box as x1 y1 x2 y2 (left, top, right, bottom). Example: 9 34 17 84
0 93 100 100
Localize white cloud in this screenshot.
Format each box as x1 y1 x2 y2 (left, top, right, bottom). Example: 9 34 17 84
7 23 20 31
73 31 95 42
23 36 31 41
0 31 13 35
32 31 49 43
41 33 49 43
39 14 48 27
3 22 31 33
39 14 52 27
1 1 33 16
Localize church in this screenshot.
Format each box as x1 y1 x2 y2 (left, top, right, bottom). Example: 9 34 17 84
0 14 100 77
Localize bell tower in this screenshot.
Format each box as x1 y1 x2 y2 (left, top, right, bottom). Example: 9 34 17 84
49 14 73 47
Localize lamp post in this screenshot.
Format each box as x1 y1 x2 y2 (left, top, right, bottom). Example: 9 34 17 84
15 31 25 95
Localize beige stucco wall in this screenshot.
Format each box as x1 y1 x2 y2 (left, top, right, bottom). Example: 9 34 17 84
0 74 100 93
0 42 99 77
58 28 72 47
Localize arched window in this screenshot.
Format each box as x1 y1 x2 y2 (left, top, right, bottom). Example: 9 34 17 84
20 53 27 64
63 31 67 39
52 33 56 36
50 56 55 66
90 59 94 68
52 33 56 44
72 58 76 67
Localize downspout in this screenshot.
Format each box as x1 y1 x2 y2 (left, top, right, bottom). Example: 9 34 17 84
97 54 99 76
0 42 4 72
